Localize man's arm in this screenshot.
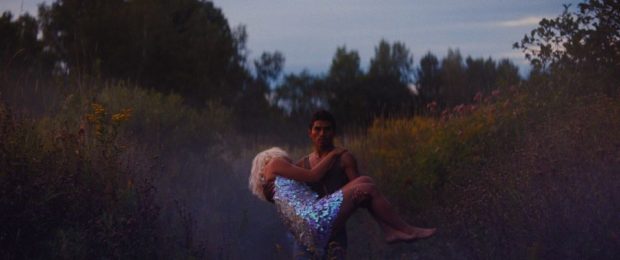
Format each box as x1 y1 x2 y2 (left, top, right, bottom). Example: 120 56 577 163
340 151 361 181
295 156 307 168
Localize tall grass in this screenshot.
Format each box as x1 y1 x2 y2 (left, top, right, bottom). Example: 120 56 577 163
0 75 242 258
348 87 525 211
0 101 159 258
345 83 620 258
2 70 618 258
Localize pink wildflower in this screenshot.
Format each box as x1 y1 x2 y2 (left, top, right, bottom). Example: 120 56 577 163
473 92 483 102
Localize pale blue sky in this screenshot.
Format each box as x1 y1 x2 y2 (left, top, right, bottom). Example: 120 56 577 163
2 0 581 77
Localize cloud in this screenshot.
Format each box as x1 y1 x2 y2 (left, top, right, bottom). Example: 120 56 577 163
495 16 543 27
497 51 526 59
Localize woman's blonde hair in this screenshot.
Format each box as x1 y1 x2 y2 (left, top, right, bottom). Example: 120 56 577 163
249 147 289 201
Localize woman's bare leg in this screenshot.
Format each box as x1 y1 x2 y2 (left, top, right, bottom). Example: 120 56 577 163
331 177 436 243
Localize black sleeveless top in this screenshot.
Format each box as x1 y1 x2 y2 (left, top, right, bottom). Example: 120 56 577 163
304 156 349 198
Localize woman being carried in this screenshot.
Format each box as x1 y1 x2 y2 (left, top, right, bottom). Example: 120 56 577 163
250 147 436 256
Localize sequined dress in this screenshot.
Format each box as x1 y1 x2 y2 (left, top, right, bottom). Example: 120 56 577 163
266 176 344 256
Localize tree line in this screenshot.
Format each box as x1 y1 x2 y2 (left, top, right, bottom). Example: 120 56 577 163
270 44 521 129
2 0 617 134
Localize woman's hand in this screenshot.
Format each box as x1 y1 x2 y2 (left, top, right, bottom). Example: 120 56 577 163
331 147 347 156
325 147 347 163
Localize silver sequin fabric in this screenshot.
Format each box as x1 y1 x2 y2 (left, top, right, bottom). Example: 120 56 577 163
273 176 344 257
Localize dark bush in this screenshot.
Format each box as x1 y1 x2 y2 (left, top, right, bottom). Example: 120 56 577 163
0 102 159 259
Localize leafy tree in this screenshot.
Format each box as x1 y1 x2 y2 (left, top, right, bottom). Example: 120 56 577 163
327 76 415 128
325 46 364 126
417 50 521 112
465 57 497 97
327 41 418 127
274 71 326 118
0 12 49 73
38 0 247 106
235 51 286 134
327 46 362 85
358 76 416 123
495 59 520 88
416 51 442 106
368 39 414 83
38 0 127 74
515 0 619 93
254 51 285 86
440 48 467 106
367 40 417 111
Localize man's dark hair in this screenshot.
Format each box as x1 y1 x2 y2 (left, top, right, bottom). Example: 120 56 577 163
308 110 337 131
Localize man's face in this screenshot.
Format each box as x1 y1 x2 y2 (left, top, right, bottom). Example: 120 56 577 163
309 120 335 151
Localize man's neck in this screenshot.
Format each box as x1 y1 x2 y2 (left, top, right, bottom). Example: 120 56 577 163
314 146 334 158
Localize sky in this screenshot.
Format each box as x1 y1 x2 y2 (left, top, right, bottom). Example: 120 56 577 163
2 0 581 77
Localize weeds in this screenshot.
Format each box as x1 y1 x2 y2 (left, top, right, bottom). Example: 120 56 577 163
346 83 620 258
0 102 159 259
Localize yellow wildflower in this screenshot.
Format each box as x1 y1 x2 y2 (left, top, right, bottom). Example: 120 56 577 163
111 108 132 123
86 114 97 122
92 103 105 116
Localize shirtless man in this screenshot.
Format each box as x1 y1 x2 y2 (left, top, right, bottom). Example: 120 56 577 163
293 110 361 259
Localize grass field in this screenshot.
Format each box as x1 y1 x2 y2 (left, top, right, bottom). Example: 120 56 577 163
2 75 619 258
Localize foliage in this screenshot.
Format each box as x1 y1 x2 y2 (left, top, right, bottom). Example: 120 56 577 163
416 49 521 110
416 52 441 106
349 86 524 211
3 0 618 258
280 40 420 129
274 70 326 118
95 83 234 154
368 40 415 84
1 75 241 257
235 51 290 136
327 46 363 85
269 42 521 131
254 51 285 85
38 0 248 106
272 40 420 130
438 49 468 107
347 79 620 258
495 58 521 89
325 46 364 127
515 0 620 93
2 2 523 134
0 102 160 259
0 12 51 74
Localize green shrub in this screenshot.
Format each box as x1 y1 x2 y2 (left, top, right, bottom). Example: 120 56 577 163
2 76 239 258
0 102 159 259
96 83 235 154
346 81 620 258
349 87 526 211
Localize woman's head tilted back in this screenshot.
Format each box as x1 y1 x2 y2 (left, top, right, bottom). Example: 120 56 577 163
249 147 289 201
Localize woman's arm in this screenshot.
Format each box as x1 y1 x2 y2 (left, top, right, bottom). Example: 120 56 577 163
268 148 346 182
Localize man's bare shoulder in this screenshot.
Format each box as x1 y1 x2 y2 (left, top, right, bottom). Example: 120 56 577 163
339 150 361 180
340 151 357 164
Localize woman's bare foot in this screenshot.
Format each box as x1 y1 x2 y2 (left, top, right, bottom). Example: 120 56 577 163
407 227 437 240
385 230 416 244
385 226 437 244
